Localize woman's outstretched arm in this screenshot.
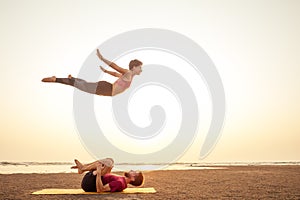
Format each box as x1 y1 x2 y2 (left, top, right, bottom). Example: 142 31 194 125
100 66 121 77
96 49 128 74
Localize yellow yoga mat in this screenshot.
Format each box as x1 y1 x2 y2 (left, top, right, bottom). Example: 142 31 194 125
32 188 156 195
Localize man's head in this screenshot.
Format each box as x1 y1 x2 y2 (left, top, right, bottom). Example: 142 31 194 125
129 59 143 75
124 170 144 186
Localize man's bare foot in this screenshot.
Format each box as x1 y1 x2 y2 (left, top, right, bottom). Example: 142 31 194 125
68 74 72 79
74 159 83 174
41 76 56 82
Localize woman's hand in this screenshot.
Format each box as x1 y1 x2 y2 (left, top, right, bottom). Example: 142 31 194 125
96 49 104 60
100 66 106 72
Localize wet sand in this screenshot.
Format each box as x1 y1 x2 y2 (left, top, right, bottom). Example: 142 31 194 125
0 165 299 199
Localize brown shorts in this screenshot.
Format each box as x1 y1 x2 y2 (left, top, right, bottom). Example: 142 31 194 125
96 81 113 96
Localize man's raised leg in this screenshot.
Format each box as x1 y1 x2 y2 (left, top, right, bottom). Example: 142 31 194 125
71 159 114 175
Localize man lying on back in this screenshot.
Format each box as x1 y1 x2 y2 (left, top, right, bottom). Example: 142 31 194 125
71 158 144 192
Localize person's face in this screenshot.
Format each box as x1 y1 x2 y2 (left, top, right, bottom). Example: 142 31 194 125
124 170 139 179
132 65 142 75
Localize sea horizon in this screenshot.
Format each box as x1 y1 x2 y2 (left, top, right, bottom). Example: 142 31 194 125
1 161 299 174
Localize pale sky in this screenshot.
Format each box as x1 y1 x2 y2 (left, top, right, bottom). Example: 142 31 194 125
0 0 299 163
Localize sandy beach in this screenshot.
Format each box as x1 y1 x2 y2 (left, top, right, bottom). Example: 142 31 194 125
0 165 299 199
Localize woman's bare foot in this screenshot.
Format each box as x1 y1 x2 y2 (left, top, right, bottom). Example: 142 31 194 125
41 76 56 82
74 159 83 174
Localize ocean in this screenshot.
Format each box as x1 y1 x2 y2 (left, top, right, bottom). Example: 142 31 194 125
1 161 299 174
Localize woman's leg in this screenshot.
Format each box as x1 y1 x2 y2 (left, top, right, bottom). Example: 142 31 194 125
42 75 98 94
72 78 98 94
42 76 113 96
55 77 75 86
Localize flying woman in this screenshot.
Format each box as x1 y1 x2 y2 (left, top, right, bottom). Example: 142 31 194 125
42 49 143 96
